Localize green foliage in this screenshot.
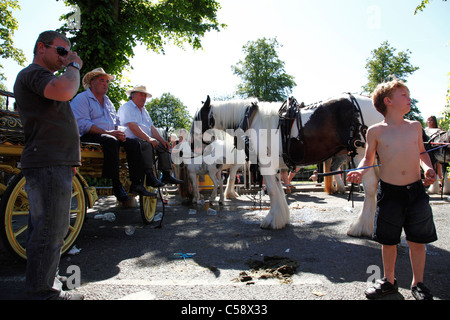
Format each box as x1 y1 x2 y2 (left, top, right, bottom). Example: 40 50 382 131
415 0 432 13
0 0 26 81
362 41 419 94
363 41 423 122
415 0 447 14
439 73 450 130
59 0 225 107
232 37 296 102
146 92 192 130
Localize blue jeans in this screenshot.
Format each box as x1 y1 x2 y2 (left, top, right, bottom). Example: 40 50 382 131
22 166 74 300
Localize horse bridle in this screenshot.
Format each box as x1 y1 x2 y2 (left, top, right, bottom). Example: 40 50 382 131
190 106 216 149
278 97 305 170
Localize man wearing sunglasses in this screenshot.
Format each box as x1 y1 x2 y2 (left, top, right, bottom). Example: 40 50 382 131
14 30 84 300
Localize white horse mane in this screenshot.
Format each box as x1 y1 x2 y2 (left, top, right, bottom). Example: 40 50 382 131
210 98 282 130
208 94 373 130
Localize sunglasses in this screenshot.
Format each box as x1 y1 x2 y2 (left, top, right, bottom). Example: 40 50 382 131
44 44 69 56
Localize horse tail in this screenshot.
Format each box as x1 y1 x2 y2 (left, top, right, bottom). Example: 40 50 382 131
323 158 333 194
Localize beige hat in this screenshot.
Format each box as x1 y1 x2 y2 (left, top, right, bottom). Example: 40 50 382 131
82 68 115 90
126 85 152 98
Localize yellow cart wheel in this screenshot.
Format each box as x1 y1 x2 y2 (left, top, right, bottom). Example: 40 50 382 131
139 185 158 225
0 172 86 261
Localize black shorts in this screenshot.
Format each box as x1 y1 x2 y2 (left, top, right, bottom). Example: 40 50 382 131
373 180 438 245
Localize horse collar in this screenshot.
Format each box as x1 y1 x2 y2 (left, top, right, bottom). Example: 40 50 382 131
278 97 305 170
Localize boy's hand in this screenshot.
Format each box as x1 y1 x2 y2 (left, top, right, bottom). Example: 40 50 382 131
346 171 363 184
423 168 437 187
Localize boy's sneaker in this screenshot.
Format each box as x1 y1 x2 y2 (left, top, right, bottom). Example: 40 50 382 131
411 283 433 300
365 277 398 299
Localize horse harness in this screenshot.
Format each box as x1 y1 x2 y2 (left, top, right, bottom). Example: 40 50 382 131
236 102 259 162
278 97 305 170
277 93 368 171
346 93 368 167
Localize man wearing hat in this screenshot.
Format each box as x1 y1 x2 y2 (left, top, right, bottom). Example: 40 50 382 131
117 85 183 187
71 68 155 201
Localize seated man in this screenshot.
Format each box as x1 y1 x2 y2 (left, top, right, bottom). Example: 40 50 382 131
71 68 154 201
117 85 183 187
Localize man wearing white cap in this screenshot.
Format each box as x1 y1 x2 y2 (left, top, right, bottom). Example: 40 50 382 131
117 85 183 187
71 68 155 201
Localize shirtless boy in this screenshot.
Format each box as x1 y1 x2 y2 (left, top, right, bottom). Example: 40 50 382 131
347 80 438 300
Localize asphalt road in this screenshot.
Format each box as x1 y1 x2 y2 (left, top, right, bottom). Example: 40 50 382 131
1 185 449 302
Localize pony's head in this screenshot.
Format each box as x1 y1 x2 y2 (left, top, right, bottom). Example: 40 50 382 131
155 127 169 142
191 96 215 135
189 96 216 150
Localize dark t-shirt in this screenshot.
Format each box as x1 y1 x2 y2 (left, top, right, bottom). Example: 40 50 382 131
13 64 81 168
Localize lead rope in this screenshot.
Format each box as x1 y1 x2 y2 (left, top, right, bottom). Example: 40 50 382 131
348 158 356 208
441 147 448 200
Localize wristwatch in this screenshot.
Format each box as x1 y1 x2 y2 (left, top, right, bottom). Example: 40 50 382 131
67 62 80 70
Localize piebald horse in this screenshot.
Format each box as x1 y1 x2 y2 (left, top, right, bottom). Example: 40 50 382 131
194 94 385 237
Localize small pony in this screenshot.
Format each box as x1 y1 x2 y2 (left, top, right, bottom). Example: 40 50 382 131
175 133 245 205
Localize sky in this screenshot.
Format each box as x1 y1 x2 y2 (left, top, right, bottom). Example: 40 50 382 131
2 0 450 119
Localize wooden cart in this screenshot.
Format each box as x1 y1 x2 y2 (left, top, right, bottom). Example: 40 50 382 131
0 99 158 260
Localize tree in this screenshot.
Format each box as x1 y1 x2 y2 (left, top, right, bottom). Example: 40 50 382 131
59 0 225 107
232 37 296 102
362 41 419 93
146 92 192 130
0 0 26 82
363 41 422 122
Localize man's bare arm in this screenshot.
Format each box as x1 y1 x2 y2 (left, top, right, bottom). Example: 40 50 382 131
43 52 83 101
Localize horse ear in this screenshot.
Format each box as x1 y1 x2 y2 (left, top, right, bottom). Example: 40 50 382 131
204 95 211 108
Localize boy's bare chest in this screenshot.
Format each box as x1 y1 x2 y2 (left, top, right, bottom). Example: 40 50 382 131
377 127 418 155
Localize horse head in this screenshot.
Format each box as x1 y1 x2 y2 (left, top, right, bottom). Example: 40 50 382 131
238 102 259 132
189 96 215 151
194 95 214 133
